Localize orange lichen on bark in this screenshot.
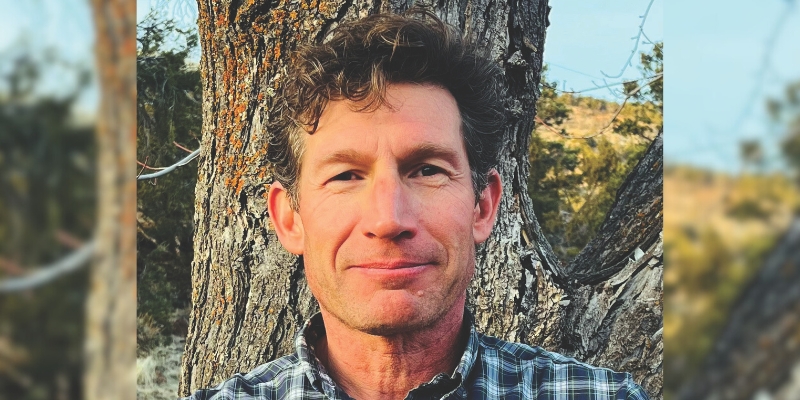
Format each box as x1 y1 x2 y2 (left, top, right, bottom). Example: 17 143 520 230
252 24 267 35
271 9 286 24
273 43 282 61
235 178 245 195
317 0 331 14
237 62 249 77
232 102 247 122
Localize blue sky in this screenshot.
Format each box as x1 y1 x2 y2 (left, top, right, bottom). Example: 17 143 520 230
665 0 800 171
3 0 798 172
0 0 95 112
543 0 662 99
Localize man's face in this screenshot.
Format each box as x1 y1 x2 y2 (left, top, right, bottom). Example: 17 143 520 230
271 83 500 335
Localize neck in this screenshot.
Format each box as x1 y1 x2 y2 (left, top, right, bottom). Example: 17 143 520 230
316 299 467 400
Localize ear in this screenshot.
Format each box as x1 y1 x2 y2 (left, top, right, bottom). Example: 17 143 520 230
267 181 305 255
473 169 502 244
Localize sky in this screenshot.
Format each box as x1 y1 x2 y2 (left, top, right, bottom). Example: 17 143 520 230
664 0 800 171
0 0 96 115
543 0 663 99
2 0 798 172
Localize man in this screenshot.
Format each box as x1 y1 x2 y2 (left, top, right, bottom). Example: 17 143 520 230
185 9 649 400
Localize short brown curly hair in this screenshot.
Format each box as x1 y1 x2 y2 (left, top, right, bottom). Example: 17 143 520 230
267 8 506 210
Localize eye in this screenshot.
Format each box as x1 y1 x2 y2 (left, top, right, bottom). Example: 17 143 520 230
330 171 361 181
416 165 444 177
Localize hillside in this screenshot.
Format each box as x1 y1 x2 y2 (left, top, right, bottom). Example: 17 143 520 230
663 165 800 398
535 94 658 147
528 94 658 260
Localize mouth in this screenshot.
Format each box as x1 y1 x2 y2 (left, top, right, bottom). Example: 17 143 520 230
348 261 435 284
351 261 432 270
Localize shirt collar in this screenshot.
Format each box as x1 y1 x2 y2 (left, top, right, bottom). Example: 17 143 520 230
294 314 337 396
293 309 481 396
452 310 480 381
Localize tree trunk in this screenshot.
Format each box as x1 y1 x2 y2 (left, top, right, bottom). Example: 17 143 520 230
561 135 663 399
180 1 663 399
85 0 137 399
677 218 800 400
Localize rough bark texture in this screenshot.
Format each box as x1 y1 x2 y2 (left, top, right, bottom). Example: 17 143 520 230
180 0 663 398
677 218 800 400
562 135 664 399
85 0 137 399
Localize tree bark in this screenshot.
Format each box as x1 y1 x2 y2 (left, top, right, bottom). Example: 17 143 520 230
180 1 663 399
561 135 664 399
677 218 800 400
85 0 137 399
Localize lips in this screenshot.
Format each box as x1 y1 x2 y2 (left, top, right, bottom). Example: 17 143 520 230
350 261 431 270
348 261 434 287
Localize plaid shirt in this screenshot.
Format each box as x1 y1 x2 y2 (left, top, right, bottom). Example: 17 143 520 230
184 312 650 400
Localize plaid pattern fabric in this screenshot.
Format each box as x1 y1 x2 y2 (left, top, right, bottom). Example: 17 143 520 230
183 313 650 400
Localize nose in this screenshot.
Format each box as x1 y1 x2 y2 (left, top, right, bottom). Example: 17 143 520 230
361 172 417 240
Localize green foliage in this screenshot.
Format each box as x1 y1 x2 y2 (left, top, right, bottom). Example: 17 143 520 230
639 42 663 106
770 81 800 176
136 13 201 340
0 55 95 267
537 65 571 126
528 127 647 260
564 139 647 252
613 42 663 139
527 132 582 256
726 198 772 220
0 53 94 399
662 167 794 399
529 49 659 261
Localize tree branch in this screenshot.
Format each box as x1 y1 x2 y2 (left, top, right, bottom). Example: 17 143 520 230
173 141 193 153
559 74 662 140
600 0 657 79
534 115 565 135
137 148 200 180
544 74 662 96
136 159 161 171
0 240 96 293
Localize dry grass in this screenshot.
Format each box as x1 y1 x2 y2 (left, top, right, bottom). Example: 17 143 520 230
136 335 184 400
535 97 658 148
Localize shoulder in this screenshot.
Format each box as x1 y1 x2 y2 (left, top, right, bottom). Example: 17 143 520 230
473 333 650 399
181 354 321 400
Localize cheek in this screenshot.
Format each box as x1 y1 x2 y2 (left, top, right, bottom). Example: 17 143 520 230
423 198 476 267
299 196 360 267
424 192 475 235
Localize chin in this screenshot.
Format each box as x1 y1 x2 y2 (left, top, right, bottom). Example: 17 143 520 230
333 293 445 336
353 312 434 336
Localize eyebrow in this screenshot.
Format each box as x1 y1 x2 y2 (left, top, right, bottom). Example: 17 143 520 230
401 143 463 168
314 142 464 170
315 149 373 169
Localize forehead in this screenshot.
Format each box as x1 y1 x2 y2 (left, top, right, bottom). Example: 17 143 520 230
300 83 466 166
